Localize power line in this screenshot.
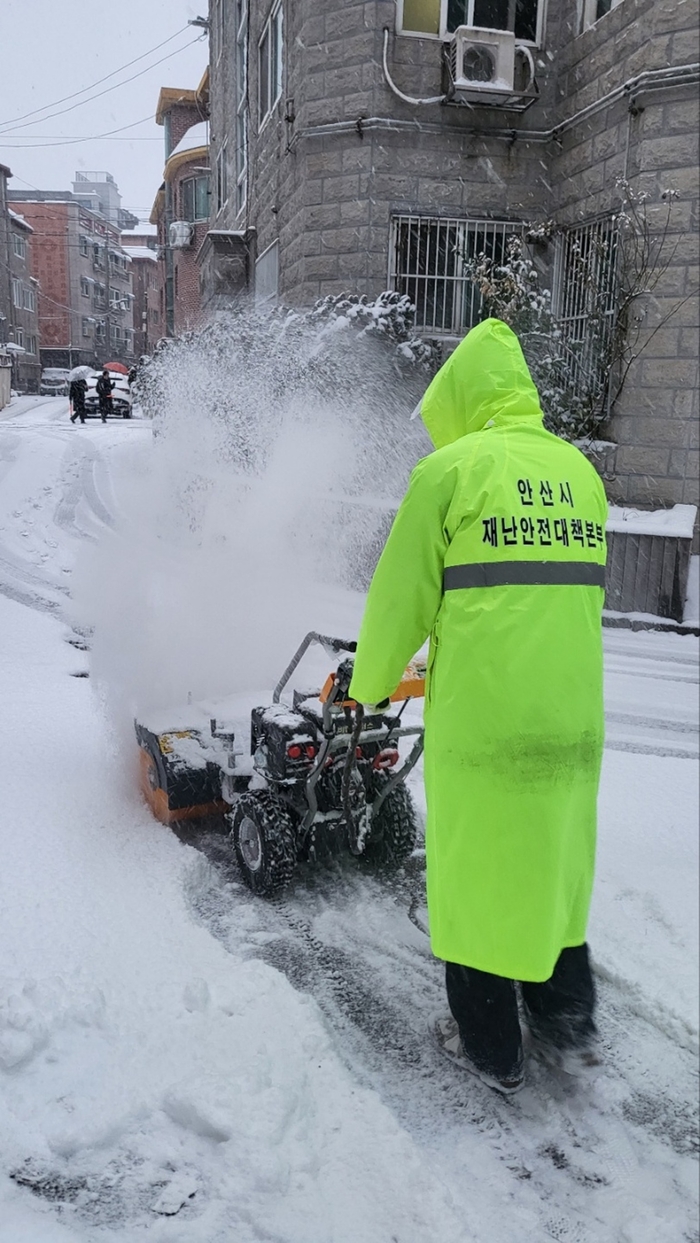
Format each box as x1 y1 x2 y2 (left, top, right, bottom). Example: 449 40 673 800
1 136 163 143
0 25 191 130
0 113 160 149
0 38 205 136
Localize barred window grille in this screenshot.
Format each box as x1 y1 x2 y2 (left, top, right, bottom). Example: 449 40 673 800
389 215 519 335
552 217 619 402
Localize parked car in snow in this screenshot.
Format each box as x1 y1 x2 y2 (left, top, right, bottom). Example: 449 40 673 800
83 370 133 419
40 368 70 395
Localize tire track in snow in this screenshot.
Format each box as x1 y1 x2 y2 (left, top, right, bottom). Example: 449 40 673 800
183 842 698 1242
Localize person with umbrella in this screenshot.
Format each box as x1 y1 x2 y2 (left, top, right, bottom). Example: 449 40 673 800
68 366 90 424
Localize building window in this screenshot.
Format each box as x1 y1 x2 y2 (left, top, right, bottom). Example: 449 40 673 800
82 317 92 337
12 233 27 260
27 335 37 355
390 214 518 334
80 235 90 257
258 3 283 127
552 216 619 400
22 287 36 312
16 328 24 349
236 0 248 214
215 0 226 61
181 175 210 221
12 278 22 308
95 321 106 342
398 0 542 42
581 0 624 30
81 276 91 297
216 144 229 212
255 240 279 305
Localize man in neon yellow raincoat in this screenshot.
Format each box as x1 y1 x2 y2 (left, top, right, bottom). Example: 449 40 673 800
349 319 607 1093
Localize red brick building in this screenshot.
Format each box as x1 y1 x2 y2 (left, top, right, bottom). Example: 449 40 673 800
121 228 162 358
150 75 210 337
7 193 135 369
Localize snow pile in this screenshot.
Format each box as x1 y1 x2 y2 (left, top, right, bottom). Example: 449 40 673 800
74 308 431 733
607 504 697 539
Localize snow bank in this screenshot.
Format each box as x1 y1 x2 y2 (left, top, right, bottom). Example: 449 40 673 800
0 593 474 1243
606 504 697 539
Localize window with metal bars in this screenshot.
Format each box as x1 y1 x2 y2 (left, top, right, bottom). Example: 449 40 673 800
552 217 619 402
389 215 520 335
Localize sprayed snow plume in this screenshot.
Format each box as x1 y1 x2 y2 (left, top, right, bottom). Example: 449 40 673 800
76 301 433 730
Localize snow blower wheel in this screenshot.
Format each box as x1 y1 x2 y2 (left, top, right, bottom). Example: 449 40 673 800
363 778 419 868
230 791 297 896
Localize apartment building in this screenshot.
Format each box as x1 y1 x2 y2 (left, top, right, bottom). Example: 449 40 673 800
150 74 211 336
9 173 137 368
202 0 698 519
0 164 41 392
122 226 163 358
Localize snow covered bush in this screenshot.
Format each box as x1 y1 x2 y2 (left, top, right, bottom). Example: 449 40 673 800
463 231 603 440
463 184 686 443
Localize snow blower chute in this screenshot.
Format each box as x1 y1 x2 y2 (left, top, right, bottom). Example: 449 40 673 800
135 633 425 895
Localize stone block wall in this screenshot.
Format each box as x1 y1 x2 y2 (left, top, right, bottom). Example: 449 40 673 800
206 0 698 529
550 0 699 523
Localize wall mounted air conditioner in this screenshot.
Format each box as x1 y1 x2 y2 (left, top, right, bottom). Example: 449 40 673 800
169 220 194 249
449 26 516 97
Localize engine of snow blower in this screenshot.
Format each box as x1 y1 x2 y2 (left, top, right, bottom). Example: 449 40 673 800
136 632 425 895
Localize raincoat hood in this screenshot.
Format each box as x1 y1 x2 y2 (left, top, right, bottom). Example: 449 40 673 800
420 318 543 449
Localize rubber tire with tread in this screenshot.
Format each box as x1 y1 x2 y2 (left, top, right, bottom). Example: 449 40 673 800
229 790 297 896
363 779 418 867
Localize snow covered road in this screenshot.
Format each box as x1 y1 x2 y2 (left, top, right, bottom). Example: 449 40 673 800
0 400 698 1242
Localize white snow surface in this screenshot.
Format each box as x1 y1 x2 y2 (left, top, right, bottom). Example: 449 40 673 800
0 393 698 1242
606 503 697 539
168 121 209 161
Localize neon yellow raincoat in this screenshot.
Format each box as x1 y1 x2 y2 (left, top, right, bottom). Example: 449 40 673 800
349 319 607 981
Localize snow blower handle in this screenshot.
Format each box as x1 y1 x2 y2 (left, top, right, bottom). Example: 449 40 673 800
272 632 357 703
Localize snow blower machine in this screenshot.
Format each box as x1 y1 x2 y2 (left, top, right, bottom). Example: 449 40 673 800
135 633 425 895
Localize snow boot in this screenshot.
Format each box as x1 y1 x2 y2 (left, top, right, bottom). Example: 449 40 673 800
434 1016 524 1095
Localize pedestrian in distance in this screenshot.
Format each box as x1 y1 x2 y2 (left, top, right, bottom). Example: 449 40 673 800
69 376 88 424
349 318 608 1095
96 369 115 423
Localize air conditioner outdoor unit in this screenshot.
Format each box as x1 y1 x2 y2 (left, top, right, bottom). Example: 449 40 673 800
169 220 194 249
449 26 516 96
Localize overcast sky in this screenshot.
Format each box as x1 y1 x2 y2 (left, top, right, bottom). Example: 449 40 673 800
0 0 209 225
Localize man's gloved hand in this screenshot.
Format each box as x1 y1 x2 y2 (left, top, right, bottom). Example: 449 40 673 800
364 698 390 712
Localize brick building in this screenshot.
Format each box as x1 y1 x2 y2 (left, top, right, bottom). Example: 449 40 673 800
0 164 41 392
1 164 39 391
203 0 698 521
150 76 210 336
121 227 162 358
9 175 137 369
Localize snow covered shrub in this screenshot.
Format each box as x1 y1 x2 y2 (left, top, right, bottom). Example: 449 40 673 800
463 232 598 440
306 290 440 372
463 183 686 443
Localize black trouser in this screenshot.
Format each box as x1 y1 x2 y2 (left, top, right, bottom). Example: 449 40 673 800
445 944 597 1081
72 404 85 423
